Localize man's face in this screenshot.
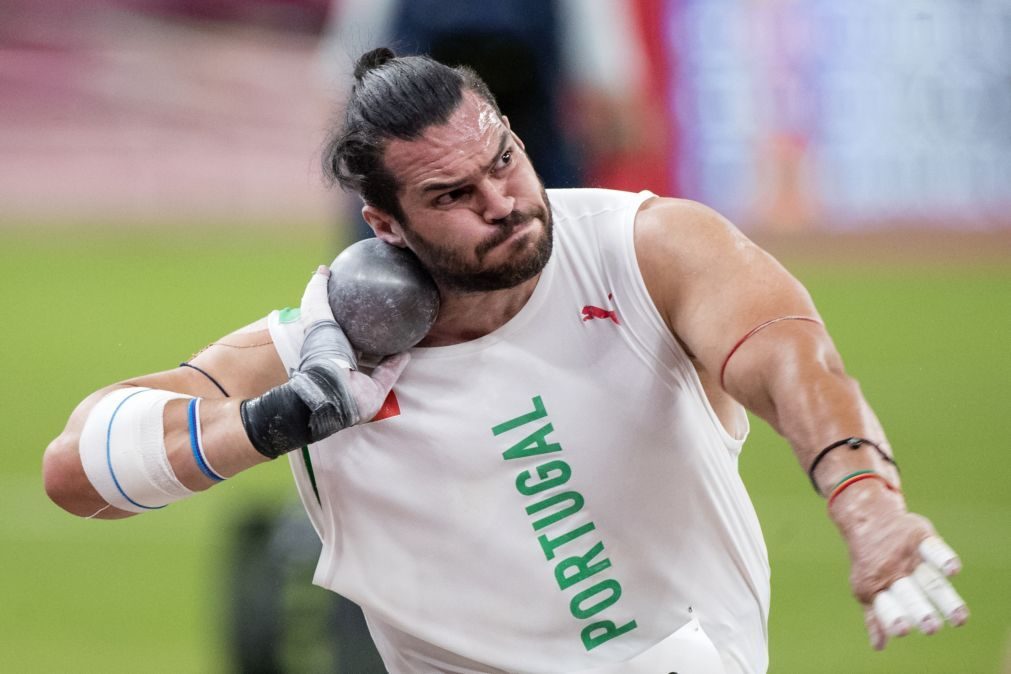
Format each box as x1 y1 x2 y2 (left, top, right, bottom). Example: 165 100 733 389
374 93 552 293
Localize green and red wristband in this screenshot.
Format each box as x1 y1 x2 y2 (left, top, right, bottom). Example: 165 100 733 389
826 469 900 509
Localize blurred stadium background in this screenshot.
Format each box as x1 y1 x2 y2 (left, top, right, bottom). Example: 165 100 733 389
2 0 1009 672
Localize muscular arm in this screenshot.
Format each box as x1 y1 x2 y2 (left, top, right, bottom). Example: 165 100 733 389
42 319 287 519
636 198 894 487
635 197 965 646
44 266 409 522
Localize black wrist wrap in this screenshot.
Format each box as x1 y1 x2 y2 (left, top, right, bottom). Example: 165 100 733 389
239 362 358 460
240 383 313 459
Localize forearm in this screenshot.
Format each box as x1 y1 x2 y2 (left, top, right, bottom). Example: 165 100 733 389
43 386 270 519
727 324 900 497
44 268 408 520
163 397 270 488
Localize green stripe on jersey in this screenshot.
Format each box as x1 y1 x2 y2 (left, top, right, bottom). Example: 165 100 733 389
301 446 321 504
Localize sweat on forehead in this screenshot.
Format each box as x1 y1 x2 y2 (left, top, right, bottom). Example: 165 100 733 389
382 94 509 190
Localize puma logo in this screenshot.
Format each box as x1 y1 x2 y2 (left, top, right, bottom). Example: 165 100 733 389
581 293 619 325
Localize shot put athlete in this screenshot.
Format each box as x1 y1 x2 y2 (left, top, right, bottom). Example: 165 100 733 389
43 49 968 673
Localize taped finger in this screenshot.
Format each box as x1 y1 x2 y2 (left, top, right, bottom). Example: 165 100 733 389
890 577 942 635
300 267 336 326
913 562 969 627
872 590 910 637
919 536 961 576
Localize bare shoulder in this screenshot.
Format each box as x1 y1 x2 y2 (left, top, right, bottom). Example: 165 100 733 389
634 197 760 273
633 197 818 371
633 198 761 324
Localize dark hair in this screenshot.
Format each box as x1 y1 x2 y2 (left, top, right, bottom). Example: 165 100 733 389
323 47 501 223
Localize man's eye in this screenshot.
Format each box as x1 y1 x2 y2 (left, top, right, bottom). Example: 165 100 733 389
496 150 513 170
435 188 467 206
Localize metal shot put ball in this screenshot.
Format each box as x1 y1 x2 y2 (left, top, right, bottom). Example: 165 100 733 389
327 239 440 357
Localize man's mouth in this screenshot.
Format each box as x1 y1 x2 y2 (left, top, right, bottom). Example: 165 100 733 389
477 217 537 258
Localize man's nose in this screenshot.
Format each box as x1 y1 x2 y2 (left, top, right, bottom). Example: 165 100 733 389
479 179 515 223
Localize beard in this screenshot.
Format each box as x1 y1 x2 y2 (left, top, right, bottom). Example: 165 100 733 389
401 187 554 293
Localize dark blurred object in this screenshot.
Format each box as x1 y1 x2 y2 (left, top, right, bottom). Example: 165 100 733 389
391 0 582 191
228 505 385 673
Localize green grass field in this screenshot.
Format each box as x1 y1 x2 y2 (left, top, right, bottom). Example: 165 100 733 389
1 226 1008 673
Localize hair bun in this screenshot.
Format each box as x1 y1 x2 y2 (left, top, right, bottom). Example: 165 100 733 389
354 47 396 81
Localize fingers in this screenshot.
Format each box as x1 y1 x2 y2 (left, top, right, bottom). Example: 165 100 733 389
300 265 336 326
370 353 411 393
912 562 969 626
890 577 943 635
347 353 411 422
919 536 961 576
872 589 911 638
869 539 969 648
863 605 888 651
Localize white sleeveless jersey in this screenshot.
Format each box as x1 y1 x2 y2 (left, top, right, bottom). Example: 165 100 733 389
269 189 770 674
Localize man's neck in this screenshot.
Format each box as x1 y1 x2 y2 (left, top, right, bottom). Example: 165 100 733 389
418 273 541 347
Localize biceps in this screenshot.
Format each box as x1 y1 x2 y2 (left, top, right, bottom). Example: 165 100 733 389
126 320 287 400
678 245 822 377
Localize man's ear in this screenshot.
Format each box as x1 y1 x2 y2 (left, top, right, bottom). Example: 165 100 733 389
362 205 407 247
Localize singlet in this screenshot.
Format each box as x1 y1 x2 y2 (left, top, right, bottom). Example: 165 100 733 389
269 189 770 674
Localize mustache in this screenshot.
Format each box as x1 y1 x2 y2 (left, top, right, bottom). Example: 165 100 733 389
476 207 548 259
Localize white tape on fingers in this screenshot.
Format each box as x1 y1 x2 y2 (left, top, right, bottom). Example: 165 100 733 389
913 562 969 626
919 536 961 576
300 269 335 326
872 590 910 637
890 577 943 635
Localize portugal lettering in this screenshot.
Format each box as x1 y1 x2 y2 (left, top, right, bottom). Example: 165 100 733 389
492 396 638 651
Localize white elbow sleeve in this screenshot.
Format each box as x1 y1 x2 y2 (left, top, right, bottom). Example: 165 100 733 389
79 387 195 513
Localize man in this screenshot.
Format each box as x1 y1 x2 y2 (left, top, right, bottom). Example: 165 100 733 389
43 49 967 673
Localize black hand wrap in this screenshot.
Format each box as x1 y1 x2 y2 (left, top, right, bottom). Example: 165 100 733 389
240 320 360 459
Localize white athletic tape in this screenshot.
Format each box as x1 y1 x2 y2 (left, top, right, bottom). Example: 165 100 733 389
872 590 910 637
913 562 969 626
919 536 961 576
300 269 334 327
79 387 194 512
890 576 942 635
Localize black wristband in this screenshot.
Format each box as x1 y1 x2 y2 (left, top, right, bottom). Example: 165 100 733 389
240 382 313 459
179 362 230 397
807 437 899 495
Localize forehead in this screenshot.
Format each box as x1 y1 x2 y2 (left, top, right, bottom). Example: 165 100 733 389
383 93 506 195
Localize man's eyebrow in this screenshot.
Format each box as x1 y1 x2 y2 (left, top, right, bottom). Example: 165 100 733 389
421 130 511 193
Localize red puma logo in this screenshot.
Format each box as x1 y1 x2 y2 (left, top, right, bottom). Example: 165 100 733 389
581 293 620 325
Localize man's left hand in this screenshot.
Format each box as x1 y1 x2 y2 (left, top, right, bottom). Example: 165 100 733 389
830 481 969 650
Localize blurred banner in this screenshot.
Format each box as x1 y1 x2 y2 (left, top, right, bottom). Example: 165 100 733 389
1 0 1008 229
0 0 335 226
668 0 1011 231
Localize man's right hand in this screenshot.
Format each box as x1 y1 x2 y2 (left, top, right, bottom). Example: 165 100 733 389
240 266 409 458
